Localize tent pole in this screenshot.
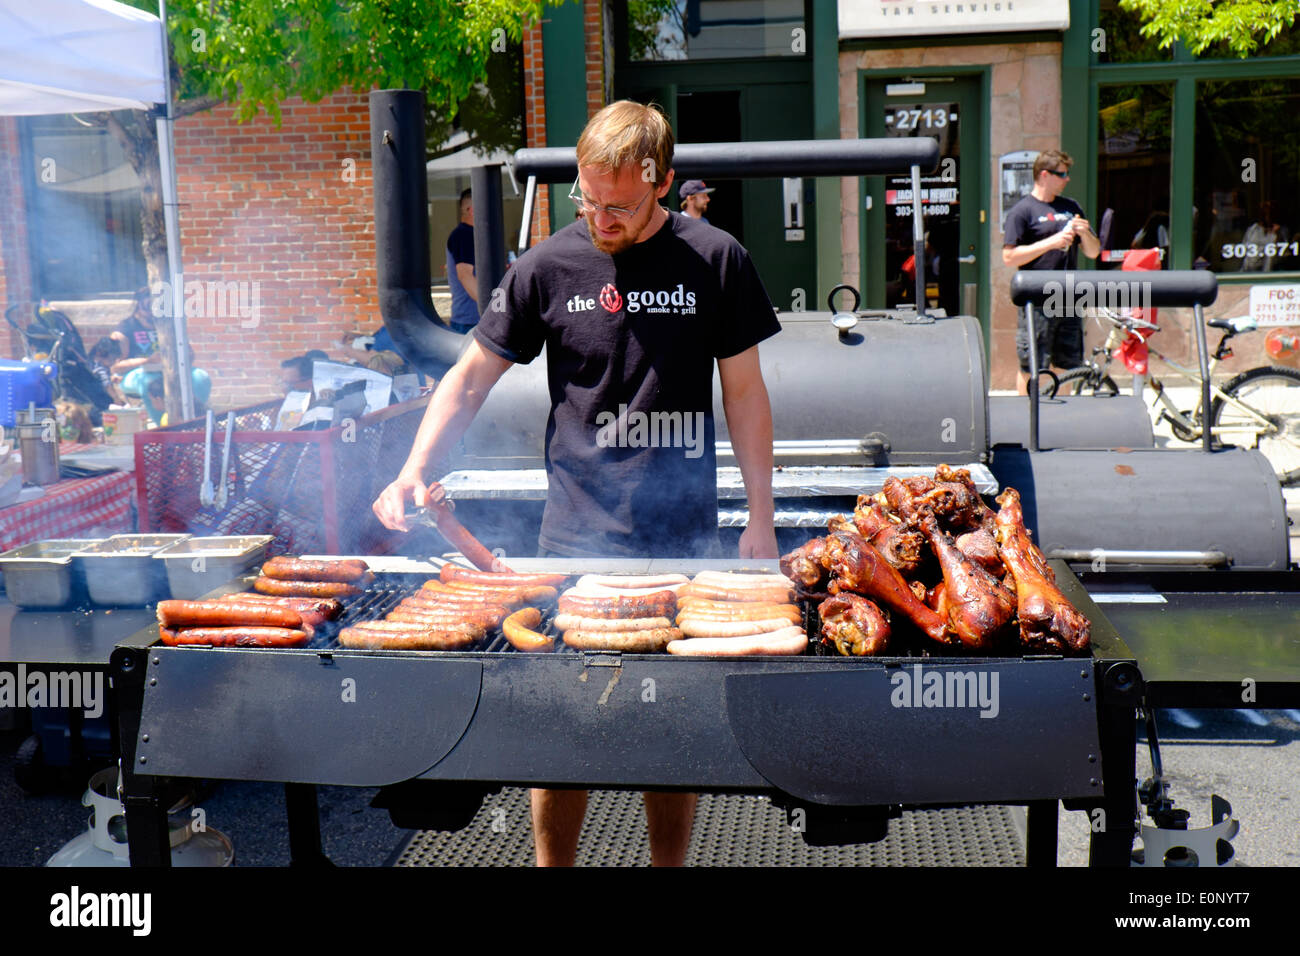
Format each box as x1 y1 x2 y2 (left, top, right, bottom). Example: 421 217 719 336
156 0 194 421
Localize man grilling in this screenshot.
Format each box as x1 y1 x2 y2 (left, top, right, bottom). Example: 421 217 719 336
372 100 780 866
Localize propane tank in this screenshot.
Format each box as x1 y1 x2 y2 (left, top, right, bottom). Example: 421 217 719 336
46 767 233 867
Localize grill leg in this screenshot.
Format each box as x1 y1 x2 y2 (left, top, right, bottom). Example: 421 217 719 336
1089 662 1142 866
286 783 334 867
1024 800 1059 866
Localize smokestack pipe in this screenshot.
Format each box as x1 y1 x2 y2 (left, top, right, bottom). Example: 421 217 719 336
471 164 508 319
370 89 467 376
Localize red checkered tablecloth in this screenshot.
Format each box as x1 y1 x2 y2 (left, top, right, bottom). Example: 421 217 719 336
0 471 136 553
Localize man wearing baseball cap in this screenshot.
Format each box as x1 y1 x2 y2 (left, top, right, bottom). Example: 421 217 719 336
678 179 714 222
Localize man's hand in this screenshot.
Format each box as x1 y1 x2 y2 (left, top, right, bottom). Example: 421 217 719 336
738 522 778 559
373 471 431 532
1048 227 1076 251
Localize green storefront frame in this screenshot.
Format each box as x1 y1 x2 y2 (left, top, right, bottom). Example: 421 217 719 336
1066 0 1300 283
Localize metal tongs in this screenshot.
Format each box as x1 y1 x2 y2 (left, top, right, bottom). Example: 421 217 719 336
199 410 215 506
214 412 235 509
404 481 509 572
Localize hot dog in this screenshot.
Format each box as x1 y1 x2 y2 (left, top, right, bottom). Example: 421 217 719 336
220 593 343 621
435 580 559 604
674 602 801 623
691 570 794 589
386 607 506 628
666 626 809 657
562 627 681 653
406 587 508 607
424 481 510 572
158 626 310 648
502 608 554 652
253 576 363 599
260 556 369 583
556 590 676 618
678 617 800 638
551 614 673 632
338 624 481 651
573 574 689 591
440 565 568 588
157 600 303 630
677 581 793 604
420 581 543 605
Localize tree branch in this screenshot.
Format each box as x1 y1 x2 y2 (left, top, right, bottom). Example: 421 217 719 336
174 94 225 119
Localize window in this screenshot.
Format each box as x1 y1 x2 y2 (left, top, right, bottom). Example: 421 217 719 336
1194 78 1300 273
627 0 806 62
21 115 146 298
1096 84 1172 267
1096 0 1172 64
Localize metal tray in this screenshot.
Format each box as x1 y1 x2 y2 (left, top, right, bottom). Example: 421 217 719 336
0 538 105 608
73 534 192 606
153 535 274 600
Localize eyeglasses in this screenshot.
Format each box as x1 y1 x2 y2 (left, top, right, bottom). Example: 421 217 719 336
1046 168 1071 179
568 175 655 221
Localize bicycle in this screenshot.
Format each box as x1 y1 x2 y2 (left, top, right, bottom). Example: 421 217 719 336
1045 307 1300 486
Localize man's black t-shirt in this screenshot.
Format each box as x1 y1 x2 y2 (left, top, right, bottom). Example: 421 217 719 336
474 212 780 557
1003 195 1086 270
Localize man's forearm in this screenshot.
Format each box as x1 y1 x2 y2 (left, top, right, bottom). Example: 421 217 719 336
399 360 496 481
723 387 775 524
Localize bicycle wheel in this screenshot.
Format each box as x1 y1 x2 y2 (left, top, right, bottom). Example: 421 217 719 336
1048 368 1119 398
1210 366 1300 485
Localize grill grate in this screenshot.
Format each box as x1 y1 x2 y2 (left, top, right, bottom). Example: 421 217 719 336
390 788 1027 866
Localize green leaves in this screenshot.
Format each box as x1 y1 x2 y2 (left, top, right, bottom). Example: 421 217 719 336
123 0 551 127
1119 0 1300 56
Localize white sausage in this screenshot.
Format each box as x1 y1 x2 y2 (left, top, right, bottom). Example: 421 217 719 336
666 626 809 657
677 617 800 638
551 614 673 632
575 574 690 590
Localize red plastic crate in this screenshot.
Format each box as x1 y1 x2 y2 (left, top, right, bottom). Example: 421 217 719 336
134 397 429 556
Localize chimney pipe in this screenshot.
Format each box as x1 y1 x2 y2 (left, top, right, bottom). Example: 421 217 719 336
369 89 467 376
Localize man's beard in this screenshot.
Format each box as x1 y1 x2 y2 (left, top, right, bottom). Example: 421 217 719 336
586 216 637 254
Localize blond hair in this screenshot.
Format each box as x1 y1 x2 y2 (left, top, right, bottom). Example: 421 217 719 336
576 100 674 186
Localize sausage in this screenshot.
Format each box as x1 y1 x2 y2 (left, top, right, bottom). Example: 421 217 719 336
673 602 801 623
220 593 344 621
666 627 809 657
419 581 537 605
677 582 793 604
424 481 510 572
408 586 508 606
386 607 507 628
253 576 363 599
562 627 681 653
436 580 559 604
573 574 689 590
678 617 801 638
338 625 481 651
502 607 555 652
551 614 673 633
260 556 369 583
157 600 302 630
158 626 310 648
691 570 794 589
440 565 568 588
556 590 677 618
563 583 685 597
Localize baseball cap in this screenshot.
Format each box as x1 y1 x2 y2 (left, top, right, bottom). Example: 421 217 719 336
678 180 715 198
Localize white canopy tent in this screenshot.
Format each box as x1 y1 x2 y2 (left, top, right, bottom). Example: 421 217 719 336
0 0 193 417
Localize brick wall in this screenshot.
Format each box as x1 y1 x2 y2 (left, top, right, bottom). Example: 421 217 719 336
172 93 375 408
523 19 551 244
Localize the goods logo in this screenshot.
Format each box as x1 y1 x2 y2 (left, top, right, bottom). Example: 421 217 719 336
599 283 623 313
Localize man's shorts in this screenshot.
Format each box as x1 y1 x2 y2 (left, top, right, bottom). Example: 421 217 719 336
1016 313 1083 373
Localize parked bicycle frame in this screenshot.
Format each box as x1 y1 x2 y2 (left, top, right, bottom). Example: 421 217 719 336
1047 308 1300 486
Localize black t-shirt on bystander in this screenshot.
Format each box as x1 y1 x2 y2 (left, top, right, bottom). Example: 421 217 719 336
474 212 781 558
1003 195 1086 270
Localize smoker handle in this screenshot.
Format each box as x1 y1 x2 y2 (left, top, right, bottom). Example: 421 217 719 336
1046 548 1229 567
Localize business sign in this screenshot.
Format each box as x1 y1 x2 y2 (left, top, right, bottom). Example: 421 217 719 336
840 0 1070 38
1250 285 1300 328
999 150 1037 233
